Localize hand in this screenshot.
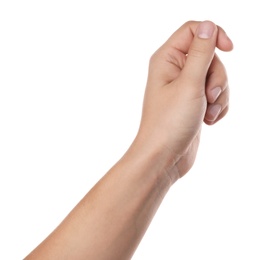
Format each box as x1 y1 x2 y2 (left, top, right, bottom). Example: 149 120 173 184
137 21 233 181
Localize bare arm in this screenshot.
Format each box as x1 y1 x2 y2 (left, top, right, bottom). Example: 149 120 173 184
25 136 173 259
25 21 233 260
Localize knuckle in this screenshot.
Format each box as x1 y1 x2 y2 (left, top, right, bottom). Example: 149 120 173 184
183 20 197 28
188 46 207 58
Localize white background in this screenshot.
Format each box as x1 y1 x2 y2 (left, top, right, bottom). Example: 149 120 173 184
0 1 269 259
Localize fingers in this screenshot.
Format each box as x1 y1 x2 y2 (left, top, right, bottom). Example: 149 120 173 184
166 20 233 86
204 54 229 125
206 54 228 103
165 20 233 54
204 88 229 125
148 20 233 87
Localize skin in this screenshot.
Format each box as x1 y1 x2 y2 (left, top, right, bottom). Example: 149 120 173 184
25 20 233 259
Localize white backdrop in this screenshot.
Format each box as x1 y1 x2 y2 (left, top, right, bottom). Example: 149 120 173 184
1 1 269 259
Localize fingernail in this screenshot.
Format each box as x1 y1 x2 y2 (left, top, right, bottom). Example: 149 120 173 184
207 104 222 121
197 21 215 39
210 87 222 102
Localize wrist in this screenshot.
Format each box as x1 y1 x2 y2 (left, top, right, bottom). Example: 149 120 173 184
124 132 181 186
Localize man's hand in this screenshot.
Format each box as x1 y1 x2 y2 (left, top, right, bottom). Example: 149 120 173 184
137 21 233 181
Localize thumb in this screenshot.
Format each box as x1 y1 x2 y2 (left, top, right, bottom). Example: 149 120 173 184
181 21 218 85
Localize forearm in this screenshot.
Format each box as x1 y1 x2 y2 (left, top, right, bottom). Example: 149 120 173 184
25 136 174 260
